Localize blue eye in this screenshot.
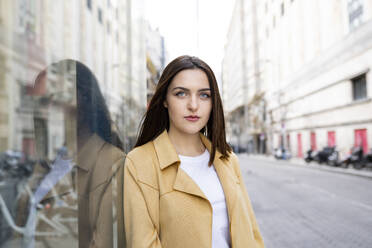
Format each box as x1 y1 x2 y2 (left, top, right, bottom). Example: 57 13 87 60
201 93 210 98
175 91 186 97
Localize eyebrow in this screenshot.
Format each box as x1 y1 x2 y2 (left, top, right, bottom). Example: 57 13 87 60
171 87 211 92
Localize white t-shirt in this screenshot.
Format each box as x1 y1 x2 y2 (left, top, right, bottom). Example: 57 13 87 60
179 149 231 248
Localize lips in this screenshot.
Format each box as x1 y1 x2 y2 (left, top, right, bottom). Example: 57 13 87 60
185 116 200 122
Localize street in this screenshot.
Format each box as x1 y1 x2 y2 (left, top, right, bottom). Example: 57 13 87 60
239 155 372 248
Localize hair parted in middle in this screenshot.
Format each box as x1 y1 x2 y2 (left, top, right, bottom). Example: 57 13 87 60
135 55 232 166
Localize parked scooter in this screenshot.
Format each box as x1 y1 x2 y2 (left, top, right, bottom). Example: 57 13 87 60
363 149 372 169
339 146 364 169
304 149 318 163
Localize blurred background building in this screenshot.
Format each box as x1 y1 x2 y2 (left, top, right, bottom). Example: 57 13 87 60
145 22 168 104
223 0 372 158
0 0 169 245
0 0 153 157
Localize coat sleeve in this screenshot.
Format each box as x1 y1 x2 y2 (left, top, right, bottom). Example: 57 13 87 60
123 157 162 248
231 154 265 248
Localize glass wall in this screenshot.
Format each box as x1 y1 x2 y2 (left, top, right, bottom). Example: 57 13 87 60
0 0 146 247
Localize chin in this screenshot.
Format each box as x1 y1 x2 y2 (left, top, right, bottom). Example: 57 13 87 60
182 126 204 135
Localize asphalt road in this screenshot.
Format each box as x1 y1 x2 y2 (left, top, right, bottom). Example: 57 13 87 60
238 155 372 248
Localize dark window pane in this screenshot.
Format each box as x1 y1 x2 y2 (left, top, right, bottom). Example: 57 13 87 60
352 73 367 101
87 0 92 10
98 8 103 24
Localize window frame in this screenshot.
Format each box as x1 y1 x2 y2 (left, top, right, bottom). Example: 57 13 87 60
351 73 367 101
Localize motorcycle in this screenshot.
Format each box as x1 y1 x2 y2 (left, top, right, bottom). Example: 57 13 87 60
304 149 318 163
363 149 372 169
339 146 364 169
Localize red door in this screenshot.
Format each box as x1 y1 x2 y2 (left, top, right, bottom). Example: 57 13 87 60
22 138 35 158
297 133 303 158
327 131 336 147
310 132 317 150
354 129 368 154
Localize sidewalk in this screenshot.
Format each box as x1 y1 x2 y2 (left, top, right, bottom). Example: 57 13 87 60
240 153 372 179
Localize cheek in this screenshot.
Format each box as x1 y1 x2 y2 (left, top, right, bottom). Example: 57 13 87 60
202 101 212 115
167 99 184 119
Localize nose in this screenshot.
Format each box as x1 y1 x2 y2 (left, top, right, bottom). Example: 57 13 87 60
187 94 199 112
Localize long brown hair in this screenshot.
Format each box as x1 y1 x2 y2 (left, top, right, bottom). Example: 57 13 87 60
33 60 124 151
135 55 231 165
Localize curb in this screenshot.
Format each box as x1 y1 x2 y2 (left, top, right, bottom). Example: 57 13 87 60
239 154 372 179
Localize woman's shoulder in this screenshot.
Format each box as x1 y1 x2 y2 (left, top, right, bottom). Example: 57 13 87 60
126 140 155 162
125 141 159 188
222 150 239 164
225 151 241 171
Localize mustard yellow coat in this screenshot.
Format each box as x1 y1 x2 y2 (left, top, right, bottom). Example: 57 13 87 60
123 130 264 248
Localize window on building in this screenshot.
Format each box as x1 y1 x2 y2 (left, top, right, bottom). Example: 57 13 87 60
347 0 363 30
107 0 111 8
351 73 367 101
273 16 276 28
265 3 268 13
281 2 285 16
98 8 103 24
87 0 92 10
107 21 111 34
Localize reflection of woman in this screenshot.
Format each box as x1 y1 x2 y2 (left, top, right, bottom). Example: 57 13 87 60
73 60 125 248
16 60 125 248
123 56 264 247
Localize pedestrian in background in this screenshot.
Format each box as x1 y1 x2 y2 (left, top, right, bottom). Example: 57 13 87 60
123 55 264 247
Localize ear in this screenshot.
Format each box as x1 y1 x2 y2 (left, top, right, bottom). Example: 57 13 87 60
163 100 168 108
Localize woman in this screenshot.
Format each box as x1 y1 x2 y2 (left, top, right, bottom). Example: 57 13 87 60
123 55 264 248
15 60 125 248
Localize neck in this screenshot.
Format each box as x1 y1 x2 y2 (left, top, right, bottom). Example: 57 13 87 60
168 128 206 156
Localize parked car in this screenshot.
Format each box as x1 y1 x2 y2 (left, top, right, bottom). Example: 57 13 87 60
314 146 338 165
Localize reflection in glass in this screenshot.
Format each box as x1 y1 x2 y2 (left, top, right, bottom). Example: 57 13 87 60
0 60 125 248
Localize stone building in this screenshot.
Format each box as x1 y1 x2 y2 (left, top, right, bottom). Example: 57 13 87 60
223 0 372 157
0 0 147 156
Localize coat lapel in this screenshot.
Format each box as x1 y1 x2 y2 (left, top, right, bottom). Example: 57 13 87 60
153 129 238 214
212 158 238 224
199 134 238 223
153 130 207 200
173 168 207 199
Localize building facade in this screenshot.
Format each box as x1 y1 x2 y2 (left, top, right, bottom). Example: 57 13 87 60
222 0 267 153
145 23 167 105
0 0 147 156
223 0 372 157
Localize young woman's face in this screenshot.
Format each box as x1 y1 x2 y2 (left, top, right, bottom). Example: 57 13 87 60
164 69 212 136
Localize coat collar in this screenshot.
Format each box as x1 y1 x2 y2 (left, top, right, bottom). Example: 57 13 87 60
76 133 106 171
153 129 223 170
153 129 238 221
